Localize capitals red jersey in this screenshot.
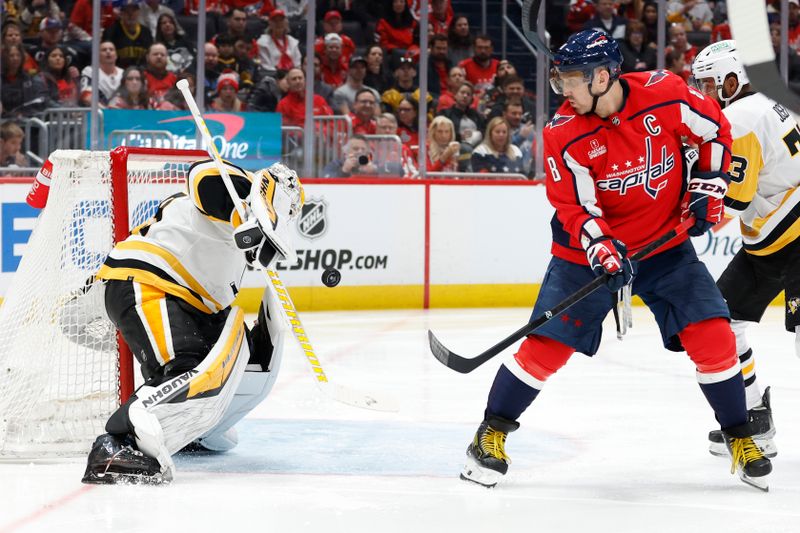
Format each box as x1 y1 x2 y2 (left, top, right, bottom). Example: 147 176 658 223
544 70 732 265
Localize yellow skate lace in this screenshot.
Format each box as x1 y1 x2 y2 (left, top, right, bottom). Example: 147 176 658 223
729 436 765 474
479 428 510 462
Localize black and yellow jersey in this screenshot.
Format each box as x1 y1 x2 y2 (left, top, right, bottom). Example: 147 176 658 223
724 92 800 256
96 160 253 313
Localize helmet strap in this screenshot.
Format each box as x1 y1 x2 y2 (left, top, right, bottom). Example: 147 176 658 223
587 68 616 114
718 74 743 107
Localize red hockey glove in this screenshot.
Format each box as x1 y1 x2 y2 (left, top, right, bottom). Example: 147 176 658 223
585 238 636 292
682 170 729 237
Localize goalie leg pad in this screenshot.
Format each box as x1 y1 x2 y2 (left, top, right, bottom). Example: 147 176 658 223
120 307 251 475
193 286 287 452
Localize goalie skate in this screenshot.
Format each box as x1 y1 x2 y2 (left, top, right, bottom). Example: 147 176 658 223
81 434 171 485
709 387 776 458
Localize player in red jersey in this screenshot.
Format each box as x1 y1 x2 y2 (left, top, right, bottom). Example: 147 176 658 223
460 29 772 491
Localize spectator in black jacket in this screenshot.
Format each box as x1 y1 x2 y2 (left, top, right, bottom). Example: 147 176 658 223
1 44 48 118
619 20 657 73
103 0 153 68
583 0 627 40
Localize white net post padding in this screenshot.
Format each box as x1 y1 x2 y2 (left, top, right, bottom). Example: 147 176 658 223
0 148 196 458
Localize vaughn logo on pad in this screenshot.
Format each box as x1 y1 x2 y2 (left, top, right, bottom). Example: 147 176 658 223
297 198 328 240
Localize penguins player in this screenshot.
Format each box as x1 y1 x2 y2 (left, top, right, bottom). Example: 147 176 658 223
692 40 800 460
80 159 304 484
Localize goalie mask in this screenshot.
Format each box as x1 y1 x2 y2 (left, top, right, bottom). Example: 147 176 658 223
233 163 304 269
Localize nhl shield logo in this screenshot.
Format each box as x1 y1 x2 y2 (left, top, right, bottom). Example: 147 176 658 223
297 198 327 239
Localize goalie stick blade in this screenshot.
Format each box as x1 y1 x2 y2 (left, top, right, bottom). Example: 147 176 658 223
521 0 552 59
323 382 399 412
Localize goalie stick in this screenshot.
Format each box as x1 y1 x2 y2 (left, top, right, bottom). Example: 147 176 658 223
727 0 800 116
176 79 397 412
428 218 695 374
521 0 552 59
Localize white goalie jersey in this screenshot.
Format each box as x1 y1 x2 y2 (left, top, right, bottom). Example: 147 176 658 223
96 160 253 313
723 92 800 256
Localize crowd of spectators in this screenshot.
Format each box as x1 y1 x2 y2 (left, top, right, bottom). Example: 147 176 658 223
0 1 797 176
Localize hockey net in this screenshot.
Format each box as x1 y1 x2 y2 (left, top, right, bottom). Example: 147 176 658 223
0 147 204 458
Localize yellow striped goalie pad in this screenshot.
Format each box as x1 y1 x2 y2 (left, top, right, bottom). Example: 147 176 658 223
186 307 248 399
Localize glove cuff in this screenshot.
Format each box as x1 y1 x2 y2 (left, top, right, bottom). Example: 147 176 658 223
579 217 614 250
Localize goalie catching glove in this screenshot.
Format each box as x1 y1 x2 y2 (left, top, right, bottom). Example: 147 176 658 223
233 162 304 269
585 237 636 292
682 170 729 237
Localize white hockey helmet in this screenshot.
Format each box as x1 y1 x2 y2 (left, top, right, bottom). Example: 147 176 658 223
691 39 749 104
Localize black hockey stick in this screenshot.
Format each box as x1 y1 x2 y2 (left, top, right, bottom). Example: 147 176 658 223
520 0 553 59
428 219 694 374
724 1 800 115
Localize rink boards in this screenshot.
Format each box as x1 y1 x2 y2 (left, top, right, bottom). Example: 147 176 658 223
0 177 752 311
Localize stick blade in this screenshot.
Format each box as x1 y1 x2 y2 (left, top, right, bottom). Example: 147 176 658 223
428 330 474 374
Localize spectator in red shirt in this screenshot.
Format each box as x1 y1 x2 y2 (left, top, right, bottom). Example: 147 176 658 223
567 0 595 33
395 95 419 152
319 33 348 88
38 46 79 107
377 0 419 55
788 0 800 51
70 0 115 35
429 0 453 35
349 88 378 135
437 65 465 111
666 23 697 80
143 43 177 106
276 67 333 127
314 10 356 63
458 34 499 97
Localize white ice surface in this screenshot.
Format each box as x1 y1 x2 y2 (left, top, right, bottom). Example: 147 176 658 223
1 306 799 533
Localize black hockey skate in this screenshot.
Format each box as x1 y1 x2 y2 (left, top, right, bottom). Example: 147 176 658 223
709 387 776 458
460 415 519 488
81 433 169 485
723 422 772 492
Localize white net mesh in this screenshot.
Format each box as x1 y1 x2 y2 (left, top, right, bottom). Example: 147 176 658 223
0 149 194 458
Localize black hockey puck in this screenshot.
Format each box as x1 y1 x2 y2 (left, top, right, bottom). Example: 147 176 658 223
322 268 341 288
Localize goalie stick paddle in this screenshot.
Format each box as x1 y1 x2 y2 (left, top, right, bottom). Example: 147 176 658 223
428 219 695 374
727 0 800 115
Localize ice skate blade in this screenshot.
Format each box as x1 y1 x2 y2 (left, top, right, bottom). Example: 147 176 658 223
460 456 504 488
738 472 769 492
82 470 171 485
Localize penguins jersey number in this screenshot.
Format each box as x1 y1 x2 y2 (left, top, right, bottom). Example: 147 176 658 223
96 160 253 313
723 93 800 255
